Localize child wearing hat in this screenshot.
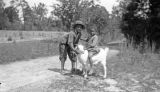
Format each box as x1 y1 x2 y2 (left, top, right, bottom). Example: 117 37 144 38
59 20 85 74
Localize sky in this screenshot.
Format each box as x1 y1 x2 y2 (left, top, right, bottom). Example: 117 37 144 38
4 0 118 16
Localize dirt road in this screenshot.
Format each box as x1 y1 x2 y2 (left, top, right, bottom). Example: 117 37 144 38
0 56 71 92
0 50 119 92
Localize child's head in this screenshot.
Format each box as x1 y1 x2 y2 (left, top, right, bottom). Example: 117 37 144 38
90 28 97 36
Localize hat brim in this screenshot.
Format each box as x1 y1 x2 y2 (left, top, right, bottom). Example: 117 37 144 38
73 24 85 29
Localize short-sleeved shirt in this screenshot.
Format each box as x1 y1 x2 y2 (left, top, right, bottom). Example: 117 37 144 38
87 35 99 48
60 31 81 46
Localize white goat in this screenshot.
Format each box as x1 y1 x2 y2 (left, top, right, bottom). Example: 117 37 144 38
76 44 89 78
76 44 109 78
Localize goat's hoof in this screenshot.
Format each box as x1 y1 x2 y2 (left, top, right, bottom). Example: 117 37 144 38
82 72 85 75
84 75 88 78
103 76 107 79
61 71 66 75
88 71 93 75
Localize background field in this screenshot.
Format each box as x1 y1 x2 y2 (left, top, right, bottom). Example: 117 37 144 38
0 30 66 64
0 30 122 64
0 30 65 42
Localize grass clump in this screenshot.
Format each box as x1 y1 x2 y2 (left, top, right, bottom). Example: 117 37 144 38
0 39 59 64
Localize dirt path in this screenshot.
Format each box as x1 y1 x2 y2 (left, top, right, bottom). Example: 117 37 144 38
0 56 73 92
0 50 120 92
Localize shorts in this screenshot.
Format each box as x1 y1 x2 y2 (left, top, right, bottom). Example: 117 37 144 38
59 43 77 62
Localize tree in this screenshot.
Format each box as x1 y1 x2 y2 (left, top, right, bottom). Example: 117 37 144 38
82 4 112 45
148 0 160 51
52 0 96 31
10 0 32 30
10 0 28 22
119 0 160 52
52 0 79 31
33 3 47 18
0 0 9 29
4 6 22 30
81 4 109 45
52 0 109 33
119 0 150 49
32 3 48 30
4 6 19 23
0 0 4 9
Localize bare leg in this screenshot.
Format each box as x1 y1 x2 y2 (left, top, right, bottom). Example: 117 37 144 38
60 59 66 74
59 43 67 74
71 61 76 73
88 57 93 75
61 62 65 71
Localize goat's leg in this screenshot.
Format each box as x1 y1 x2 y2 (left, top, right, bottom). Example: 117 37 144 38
82 66 85 75
84 68 88 78
102 63 107 78
88 66 93 75
84 65 88 78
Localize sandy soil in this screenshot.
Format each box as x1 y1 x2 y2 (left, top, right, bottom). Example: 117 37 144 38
0 56 72 92
0 50 119 92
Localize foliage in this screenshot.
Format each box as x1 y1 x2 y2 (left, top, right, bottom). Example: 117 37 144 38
33 3 48 17
119 0 160 52
82 5 109 34
52 0 110 34
4 6 19 23
3 0 57 31
1 0 111 33
148 0 160 51
3 6 22 30
52 0 87 31
0 0 9 29
32 3 48 30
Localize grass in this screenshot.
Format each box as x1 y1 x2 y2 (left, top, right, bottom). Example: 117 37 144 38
47 75 110 92
108 43 160 92
0 39 59 64
0 30 65 64
46 42 160 92
1 30 160 91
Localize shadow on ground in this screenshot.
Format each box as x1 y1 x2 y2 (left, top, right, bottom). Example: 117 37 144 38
48 68 61 73
48 68 84 77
